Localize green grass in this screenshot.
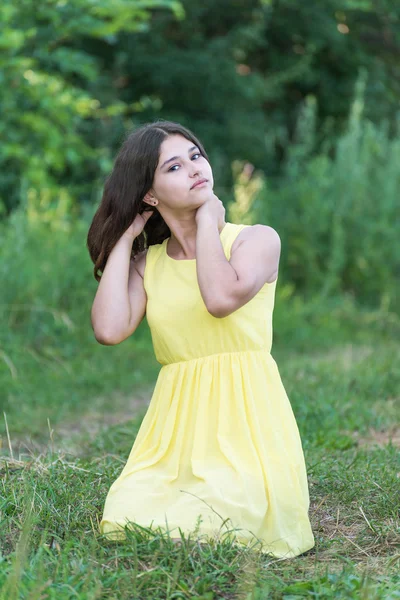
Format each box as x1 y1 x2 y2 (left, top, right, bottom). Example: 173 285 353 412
1 328 399 599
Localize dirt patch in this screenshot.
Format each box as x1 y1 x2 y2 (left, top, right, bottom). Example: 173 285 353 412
1 388 152 459
351 426 400 449
310 344 374 369
309 497 399 565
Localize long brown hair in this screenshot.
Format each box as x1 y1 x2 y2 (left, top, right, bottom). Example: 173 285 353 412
87 120 210 281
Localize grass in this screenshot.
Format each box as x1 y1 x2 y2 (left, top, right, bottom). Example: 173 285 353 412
1 326 399 598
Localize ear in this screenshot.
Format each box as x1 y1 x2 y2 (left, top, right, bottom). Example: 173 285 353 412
142 190 156 206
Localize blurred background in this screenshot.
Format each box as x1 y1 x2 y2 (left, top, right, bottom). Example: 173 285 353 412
1 0 399 440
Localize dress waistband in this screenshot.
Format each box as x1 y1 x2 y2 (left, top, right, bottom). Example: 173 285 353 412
160 348 272 367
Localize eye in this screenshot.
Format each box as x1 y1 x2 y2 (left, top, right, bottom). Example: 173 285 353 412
168 153 201 172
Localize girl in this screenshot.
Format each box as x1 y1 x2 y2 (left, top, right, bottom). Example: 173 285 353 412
87 120 315 559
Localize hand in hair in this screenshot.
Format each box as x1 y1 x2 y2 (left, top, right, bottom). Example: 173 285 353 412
124 206 155 240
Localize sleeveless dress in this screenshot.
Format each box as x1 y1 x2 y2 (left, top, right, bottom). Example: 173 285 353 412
99 222 315 559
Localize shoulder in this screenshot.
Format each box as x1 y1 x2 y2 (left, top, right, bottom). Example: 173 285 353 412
232 223 280 253
132 238 168 277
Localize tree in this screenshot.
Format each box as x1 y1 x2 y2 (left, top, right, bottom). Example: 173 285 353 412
0 0 181 217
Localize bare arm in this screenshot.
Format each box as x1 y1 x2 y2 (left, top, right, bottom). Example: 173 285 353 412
196 218 280 318
195 217 239 315
91 232 146 345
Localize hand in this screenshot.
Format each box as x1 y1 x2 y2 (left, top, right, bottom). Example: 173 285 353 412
123 206 155 240
195 192 225 230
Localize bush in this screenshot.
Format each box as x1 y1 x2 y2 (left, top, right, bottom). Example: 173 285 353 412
254 72 400 312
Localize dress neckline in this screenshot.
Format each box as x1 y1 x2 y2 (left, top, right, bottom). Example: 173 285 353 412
163 222 230 263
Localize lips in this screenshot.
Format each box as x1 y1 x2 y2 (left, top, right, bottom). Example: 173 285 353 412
191 178 208 189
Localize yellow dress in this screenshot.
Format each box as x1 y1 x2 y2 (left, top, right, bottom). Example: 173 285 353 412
99 222 315 559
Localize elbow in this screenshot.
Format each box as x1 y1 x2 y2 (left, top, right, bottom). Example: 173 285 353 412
94 333 117 346
206 301 231 319
92 327 120 346
91 314 121 345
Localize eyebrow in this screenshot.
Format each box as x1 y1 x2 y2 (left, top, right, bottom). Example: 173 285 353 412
160 145 199 169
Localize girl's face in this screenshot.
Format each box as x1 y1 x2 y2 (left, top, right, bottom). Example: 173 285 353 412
149 134 213 210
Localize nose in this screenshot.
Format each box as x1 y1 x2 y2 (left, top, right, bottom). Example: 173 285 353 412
190 166 201 178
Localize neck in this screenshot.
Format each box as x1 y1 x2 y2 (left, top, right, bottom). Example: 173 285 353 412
167 219 227 259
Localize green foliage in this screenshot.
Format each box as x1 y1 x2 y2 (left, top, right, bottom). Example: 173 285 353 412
3 0 400 220
0 209 158 433
253 73 400 310
0 0 182 216
105 0 400 176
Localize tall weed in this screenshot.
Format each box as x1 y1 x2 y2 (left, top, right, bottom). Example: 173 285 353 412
250 71 399 311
